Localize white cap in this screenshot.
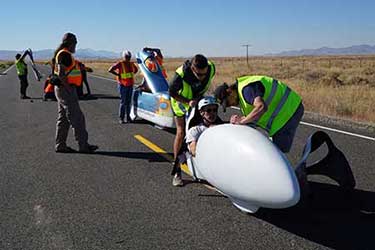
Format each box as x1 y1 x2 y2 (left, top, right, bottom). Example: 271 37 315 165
122 50 131 58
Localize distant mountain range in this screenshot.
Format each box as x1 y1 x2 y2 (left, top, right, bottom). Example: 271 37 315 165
1 45 375 60
0 48 120 60
268 44 375 56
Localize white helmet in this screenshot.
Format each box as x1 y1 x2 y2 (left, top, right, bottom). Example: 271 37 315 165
122 50 131 58
198 96 219 111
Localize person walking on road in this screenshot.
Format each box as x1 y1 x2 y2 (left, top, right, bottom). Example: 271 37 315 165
108 50 138 124
15 49 31 99
53 32 98 153
214 75 304 153
169 54 215 186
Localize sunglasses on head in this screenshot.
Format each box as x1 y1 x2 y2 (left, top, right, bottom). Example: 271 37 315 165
203 107 218 113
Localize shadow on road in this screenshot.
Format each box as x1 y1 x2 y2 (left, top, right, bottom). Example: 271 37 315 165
255 181 375 250
94 151 172 163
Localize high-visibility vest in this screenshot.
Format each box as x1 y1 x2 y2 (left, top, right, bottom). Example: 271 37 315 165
171 61 215 117
15 59 27 76
117 61 136 86
54 48 82 86
45 83 54 93
237 75 302 136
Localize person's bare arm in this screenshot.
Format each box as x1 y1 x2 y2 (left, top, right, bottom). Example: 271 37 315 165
57 63 72 91
189 141 197 157
108 64 120 77
231 96 267 124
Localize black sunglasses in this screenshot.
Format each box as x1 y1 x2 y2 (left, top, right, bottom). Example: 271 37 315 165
192 66 207 77
203 107 218 113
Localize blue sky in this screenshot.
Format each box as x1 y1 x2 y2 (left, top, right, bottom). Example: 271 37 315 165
1 0 374 57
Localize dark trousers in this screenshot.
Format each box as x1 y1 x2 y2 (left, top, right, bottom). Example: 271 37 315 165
273 103 305 153
118 84 133 120
18 75 29 97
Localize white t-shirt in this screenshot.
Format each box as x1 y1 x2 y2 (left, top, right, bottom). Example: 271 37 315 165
186 123 209 144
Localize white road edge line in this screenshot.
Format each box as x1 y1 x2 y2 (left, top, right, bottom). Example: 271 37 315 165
300 121 374 141
88 75 375 141
3 64 15 74
230 106 374 141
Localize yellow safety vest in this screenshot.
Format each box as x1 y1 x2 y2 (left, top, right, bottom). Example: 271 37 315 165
238 75 302 136
15 59 27 76
171 61 215 117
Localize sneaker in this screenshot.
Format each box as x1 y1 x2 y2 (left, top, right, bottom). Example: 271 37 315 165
172 173 183 187
119 119 125 124
79 144 98 154
56 146 76 153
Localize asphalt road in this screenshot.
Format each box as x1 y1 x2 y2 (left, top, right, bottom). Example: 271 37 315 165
1 65 374 250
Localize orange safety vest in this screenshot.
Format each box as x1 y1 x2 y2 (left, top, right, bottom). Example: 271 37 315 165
118 61 137 86
54 48 82 86
45 83 54 93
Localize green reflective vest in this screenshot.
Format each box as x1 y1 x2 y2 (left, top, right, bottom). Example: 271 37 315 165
237 75 302 136
171 61 215 117
15 59 27 76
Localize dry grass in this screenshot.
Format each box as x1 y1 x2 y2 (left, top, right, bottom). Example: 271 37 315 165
0 61 13 71
76 56 375 125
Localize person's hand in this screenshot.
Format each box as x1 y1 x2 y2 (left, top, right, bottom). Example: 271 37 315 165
189 99 198 107
230 115 241 124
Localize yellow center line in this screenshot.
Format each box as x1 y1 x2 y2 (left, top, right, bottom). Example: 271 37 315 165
134 134 191 175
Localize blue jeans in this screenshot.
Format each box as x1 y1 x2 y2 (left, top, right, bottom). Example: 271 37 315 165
118 84 133 120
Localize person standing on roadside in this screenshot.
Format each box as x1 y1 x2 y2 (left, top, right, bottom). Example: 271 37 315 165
169 54 215 186
15 49 31 99
53 32 98 153
108 50 138 124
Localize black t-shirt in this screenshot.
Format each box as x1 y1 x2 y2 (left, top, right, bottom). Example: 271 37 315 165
169 60 215 98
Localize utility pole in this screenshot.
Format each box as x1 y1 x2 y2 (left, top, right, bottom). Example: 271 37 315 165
242 44 252 67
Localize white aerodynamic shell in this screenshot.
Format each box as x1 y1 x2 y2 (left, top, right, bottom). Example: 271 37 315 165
193 124 300 213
